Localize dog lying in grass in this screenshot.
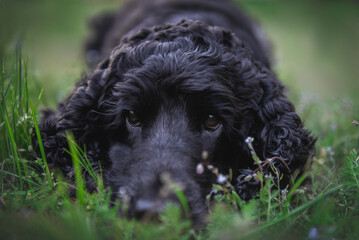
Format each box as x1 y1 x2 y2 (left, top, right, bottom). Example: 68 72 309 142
34 0 315 222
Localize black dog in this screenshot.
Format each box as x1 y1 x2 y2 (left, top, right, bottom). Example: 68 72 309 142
35 0 315 222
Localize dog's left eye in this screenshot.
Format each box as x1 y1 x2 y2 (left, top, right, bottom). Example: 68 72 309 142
127 111 141 127
204 114 220 131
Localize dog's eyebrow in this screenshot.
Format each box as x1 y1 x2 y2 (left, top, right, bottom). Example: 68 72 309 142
111 72 237 119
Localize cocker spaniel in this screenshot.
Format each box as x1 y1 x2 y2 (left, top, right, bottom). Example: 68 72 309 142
34 0 315 222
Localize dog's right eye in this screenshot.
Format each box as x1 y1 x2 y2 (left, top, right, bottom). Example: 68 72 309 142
127 111 141 127
204 114 220 132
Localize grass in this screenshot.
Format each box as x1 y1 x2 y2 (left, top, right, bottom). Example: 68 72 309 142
1 0 359 239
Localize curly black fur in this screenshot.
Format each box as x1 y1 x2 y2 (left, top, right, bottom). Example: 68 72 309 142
34 0 315 222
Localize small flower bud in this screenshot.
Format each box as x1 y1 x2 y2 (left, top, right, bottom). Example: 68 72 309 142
196 163 204 174
245 136 254 144
217 174 227 184
352 120 359 127
201 150 209 160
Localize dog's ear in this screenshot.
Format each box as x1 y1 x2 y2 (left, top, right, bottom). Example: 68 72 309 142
58 68 108 138
208 27 315 198
34 66 111 181
235 61 315 193
255 71 315 178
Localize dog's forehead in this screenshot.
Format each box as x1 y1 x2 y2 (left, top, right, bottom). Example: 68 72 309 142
116 68 234 107
111 41 235 94
119 44 236 90
112 71 236 127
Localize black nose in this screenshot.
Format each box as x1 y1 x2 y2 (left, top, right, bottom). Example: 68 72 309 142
131 198 168 220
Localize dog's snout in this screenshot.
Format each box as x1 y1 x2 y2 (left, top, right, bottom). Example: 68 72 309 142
126 171 185 220
131 198 168 220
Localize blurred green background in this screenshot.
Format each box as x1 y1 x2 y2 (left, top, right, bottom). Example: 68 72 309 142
1 0 358 105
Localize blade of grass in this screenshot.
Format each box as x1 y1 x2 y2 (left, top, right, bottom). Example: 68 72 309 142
174 188 190 218
4 112 23 191
77 145 98 185
0 169 40 186
66 132 85 207
64 145 98 186
0 59 5 192
17 45 22 116
11 77 17 140
34 88 44 112
0 71 14 107
23 59 29 115
282 173 308 214
30 99 53 189
238 185 342 239
19 59 31 188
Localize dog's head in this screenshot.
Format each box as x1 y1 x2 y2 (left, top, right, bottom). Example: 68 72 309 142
100 20 249 221
41 20 314 222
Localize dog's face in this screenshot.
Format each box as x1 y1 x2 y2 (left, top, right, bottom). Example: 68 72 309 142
108 99 222 220
102 22 246 220
38 20 314 223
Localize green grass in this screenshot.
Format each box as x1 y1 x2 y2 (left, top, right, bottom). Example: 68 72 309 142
1 0 359 239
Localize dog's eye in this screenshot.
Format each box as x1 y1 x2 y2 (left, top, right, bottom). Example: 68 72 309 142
204 114 220 131
127 111 141 127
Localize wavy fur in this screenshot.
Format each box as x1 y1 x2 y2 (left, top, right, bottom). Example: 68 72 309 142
34 0 315 221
